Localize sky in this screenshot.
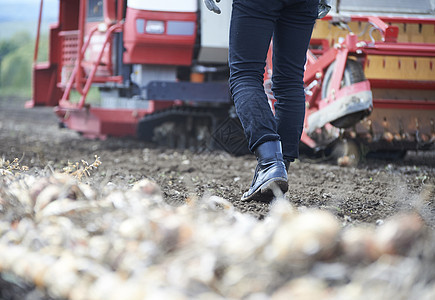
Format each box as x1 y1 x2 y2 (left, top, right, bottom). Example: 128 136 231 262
0 0 59 22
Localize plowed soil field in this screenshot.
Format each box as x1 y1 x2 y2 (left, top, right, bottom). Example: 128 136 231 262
1 97 434 223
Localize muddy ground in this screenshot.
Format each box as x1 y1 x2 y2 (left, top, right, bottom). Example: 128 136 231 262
0 97 434 225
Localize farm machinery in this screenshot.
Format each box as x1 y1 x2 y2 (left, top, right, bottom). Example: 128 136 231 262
29 0 435 160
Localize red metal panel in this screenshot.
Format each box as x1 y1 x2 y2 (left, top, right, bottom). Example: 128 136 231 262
55 107 152 138
369 79 435 90
323 15 435 25
373 99 435 110
363 43 435 57
123 8 197 65
104 0 117 23
59 0 79 31
29 63 63 107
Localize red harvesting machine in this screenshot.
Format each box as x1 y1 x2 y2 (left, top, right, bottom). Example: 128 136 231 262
30 0 435 160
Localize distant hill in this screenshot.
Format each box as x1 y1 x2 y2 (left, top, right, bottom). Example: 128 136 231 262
0 21 53 40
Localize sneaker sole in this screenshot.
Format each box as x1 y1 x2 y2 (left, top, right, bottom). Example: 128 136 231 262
241 178 288 202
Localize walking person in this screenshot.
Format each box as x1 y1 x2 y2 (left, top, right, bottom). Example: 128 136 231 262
204 0 331 202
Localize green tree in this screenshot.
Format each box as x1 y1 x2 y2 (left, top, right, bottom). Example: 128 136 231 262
9 31 32 48
0 39 20 88
0 41 18 59
0 31 31 60
1 44 33 89
0 31 42 97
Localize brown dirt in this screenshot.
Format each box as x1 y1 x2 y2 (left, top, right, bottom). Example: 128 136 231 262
1 97 434 225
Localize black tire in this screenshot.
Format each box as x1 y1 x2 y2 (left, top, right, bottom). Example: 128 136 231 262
321 59 368 128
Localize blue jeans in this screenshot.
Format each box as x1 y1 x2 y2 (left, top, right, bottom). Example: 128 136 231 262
229 0 317 161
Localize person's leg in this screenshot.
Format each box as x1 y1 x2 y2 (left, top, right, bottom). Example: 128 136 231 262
229 0 288 201
272 0 317 163
229 0 282 151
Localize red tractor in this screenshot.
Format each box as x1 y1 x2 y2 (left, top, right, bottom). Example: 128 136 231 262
30 0 435 160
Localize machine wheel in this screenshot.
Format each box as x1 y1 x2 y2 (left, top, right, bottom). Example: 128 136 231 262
330 138 361 167
321 59 367 128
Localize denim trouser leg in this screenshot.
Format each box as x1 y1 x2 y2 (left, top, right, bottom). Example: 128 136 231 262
229 0 317 161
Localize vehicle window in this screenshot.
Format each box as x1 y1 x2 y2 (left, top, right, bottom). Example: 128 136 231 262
87 0 104 21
